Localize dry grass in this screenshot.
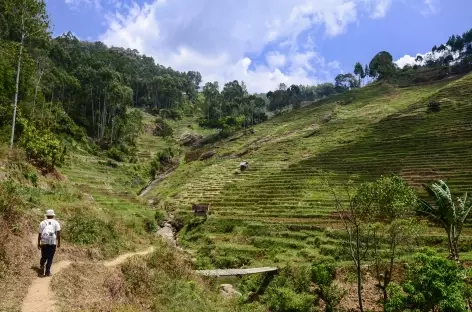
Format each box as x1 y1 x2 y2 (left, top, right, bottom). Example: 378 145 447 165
51 242 240 312
0 223 38 312
334 269 382 312
52 262 137 312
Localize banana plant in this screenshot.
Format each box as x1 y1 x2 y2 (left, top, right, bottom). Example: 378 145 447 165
420 180 472 261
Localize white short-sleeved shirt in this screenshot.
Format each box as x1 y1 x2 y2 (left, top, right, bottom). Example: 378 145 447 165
39 219 61 245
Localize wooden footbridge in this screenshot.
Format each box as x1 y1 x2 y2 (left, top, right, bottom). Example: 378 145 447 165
196 267 278 277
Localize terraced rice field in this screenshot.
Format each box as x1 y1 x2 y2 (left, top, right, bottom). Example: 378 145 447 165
61 110 216 222
150 74 472 268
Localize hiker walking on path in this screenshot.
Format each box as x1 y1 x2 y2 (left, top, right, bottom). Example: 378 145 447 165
37 209 61 277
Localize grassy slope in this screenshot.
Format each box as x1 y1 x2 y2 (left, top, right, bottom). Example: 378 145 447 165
0 110 227 312
148 74 472 267
61 110 215 223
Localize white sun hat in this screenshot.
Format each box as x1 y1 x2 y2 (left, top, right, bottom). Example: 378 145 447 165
45 209 56 217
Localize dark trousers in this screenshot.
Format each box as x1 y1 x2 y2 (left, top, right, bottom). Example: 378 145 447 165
40 245 56 274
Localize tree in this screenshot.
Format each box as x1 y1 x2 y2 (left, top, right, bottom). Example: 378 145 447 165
335 73 359 90
364 176 420 304
419 180 472 261
354 62 365 86
385 250 468 312
311 261 345 312
447 34 465 53
327 176 420 311
202 81 221 124
241 80 248 96
327 179 377 312
315 83 336 98
2 0 50 148
267 89 290 112
221 80 244 116
369 51 395 80
288 84 301 108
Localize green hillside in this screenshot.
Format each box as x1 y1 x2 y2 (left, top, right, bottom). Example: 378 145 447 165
147 73 472 267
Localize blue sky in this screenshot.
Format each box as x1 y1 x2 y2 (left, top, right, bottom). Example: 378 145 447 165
44 0 472 92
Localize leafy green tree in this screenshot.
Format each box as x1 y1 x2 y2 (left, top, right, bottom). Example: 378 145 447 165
267 89 290 112
1 0 50 148
335 73 359 90
288 84 301 108
447 34 465 53
311 260 345 312
369 51 395 80
221 80 244 116
328 176 420 311
385 250 468 312
328 180 377 312
419 180 472 261
315 83 336 98
202 81 221 124
363 176 420 303
354 62 365 86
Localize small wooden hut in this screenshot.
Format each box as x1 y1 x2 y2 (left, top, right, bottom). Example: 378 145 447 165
192 203 211 217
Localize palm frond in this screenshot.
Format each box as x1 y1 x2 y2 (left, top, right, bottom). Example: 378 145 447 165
459 192 472 223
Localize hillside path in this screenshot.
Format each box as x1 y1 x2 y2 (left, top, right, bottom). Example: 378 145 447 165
21 234 154 312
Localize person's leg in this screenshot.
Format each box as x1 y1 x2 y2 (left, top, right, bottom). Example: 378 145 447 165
45 245 56 275
40 245 47 269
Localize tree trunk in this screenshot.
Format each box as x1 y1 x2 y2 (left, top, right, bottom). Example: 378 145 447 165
452 227 460 261
356 227 364 312
357 262 364 312
10 32 25 149
61 83 65 105
135 82 139 107
101 91 107 140
90 86 95 136
32 66 44 115
43 88 53 123
447 226 455 260
97 91 101 139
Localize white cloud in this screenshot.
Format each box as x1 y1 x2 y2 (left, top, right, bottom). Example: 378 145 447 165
422 0 440 15
395 54 420 68
395 47 458 68
64 0 101 10
369 0 392 18
266 52 287 69
98 0 406 93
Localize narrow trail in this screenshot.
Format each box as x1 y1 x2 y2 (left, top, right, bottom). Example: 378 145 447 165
21 234 154 312
103 246 155 267
138 165 178 197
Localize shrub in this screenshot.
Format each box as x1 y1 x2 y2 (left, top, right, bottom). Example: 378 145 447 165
53 109 87 142
385 249 468 312
120 245 237 312
207 219 242 233
144 218 157 233
312 261 345 312
149 147 179 178
153 117 174 137
264 287 316 312
427 100 441 112
154 210 166 224
159 108 182 120
66 214 119 246
0 182 25 224
18 118 65 170
23 170 38 187
106 147 125 162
